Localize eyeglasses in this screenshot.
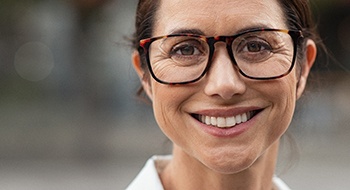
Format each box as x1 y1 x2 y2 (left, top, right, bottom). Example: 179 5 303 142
138 28 303 85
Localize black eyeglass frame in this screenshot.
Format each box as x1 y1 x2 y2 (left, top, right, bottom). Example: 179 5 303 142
138 28 304 85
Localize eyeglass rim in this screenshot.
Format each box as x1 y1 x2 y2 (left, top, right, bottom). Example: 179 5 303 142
138 28 304 85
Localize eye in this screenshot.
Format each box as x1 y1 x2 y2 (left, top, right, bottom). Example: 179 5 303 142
242 40 272 53
234 37 274 63
171 42 202 56
165 38 208 66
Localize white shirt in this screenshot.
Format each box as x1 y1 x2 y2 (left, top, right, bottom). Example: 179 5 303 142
126 155 291 190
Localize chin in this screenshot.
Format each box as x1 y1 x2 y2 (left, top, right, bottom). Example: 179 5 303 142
199 150 260 175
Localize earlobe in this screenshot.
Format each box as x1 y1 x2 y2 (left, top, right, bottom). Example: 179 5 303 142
132 51 153 100
296 40 317 99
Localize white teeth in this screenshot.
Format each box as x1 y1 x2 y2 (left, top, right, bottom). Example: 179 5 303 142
198 112 253 128
217 117 226 127
235 114 242 124
205 116 211 125
241 113 248 122
211 117 217 126
226 117 236 127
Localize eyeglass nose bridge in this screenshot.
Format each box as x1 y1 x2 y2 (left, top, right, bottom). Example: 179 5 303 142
207 36 235 48
206 36 239 73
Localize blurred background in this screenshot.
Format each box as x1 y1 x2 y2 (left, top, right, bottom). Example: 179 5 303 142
0 0 349 189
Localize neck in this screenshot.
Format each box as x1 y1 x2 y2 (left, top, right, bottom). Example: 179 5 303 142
160 141 280 190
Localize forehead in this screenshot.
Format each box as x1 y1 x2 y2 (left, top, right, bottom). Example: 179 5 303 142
154 0 286 36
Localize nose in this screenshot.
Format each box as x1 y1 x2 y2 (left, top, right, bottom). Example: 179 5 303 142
204 44 246 100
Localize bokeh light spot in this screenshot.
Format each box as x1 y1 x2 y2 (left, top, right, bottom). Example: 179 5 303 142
14 41 54 81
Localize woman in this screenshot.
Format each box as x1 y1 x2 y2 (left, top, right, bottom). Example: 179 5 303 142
127 0 318 189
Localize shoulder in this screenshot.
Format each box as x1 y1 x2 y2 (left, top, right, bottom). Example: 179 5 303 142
126 155 171 190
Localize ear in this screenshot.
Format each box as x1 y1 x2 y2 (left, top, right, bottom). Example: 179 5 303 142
296 39 317 99
132 51 153 100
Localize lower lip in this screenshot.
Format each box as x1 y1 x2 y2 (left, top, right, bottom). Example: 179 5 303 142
194 113 259 138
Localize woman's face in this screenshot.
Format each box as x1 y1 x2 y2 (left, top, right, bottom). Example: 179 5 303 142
136 0 313 174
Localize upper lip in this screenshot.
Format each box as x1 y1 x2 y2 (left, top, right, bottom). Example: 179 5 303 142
191 106 264 117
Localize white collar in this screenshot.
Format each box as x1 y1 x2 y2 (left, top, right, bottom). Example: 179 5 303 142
126 155 291 190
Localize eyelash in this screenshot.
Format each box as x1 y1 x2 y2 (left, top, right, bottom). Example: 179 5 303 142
170 40 205 56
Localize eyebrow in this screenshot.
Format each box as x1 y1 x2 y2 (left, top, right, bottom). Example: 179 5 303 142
168 24 273 36
169 28 205 36
235 24 273 34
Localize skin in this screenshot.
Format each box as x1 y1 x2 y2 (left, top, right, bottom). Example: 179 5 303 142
132 0 317 189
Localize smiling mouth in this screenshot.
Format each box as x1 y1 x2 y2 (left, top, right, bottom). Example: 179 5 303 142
191 110 261 128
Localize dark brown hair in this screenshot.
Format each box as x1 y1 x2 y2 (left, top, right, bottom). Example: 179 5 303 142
131 0 322 96
132 0 159 73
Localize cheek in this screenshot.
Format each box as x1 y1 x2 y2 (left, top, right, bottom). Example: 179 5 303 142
265 77 297 137
151 82 192 141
